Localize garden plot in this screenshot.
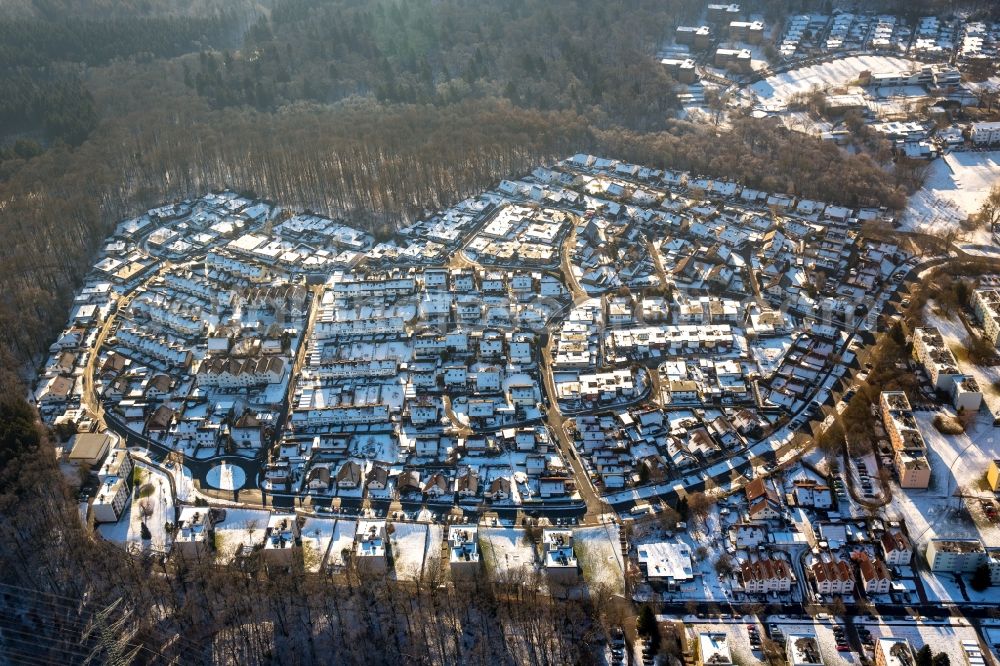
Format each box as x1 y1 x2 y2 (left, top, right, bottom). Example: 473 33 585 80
574 524 624 594
298 517 336 573
212 508 270 563
97 461 175 554
901 151 1000 245
351 432 400 463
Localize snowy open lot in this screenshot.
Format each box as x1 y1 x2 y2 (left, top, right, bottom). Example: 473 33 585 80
327 519 357 571
901 151 1000 244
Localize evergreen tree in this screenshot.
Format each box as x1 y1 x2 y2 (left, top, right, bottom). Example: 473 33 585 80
971 563 992 592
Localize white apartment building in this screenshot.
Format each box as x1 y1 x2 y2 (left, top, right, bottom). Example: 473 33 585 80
926 538 987 573
971 122 1000 146
973 288 1000 346
912 327 963 391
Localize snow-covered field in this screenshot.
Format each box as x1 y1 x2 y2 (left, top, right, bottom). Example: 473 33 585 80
901 151 1000 244
750 55 916 109
886 410 999 549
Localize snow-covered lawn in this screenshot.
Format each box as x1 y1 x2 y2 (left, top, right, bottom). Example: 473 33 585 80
479 526 539 582
901 151 1000 244
917 410 1000 500
327 519 357 571
205 461 246 490
750 55 916 109
390 521 431 581
574 524 624 594
213 508 270 563
298 517 336 573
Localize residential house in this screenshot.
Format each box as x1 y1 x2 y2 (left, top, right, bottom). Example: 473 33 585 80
396 470 422 496
366 465 389 492
738 558 793 595
448 526 480 580
485 477 511 501
853 551 892 595
423 473 450 498
455 468 479 498
745 478 782 521
336 461 363 489
880 530 912 566
793 480 833 509
875 637 915 666
810 558 855 596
